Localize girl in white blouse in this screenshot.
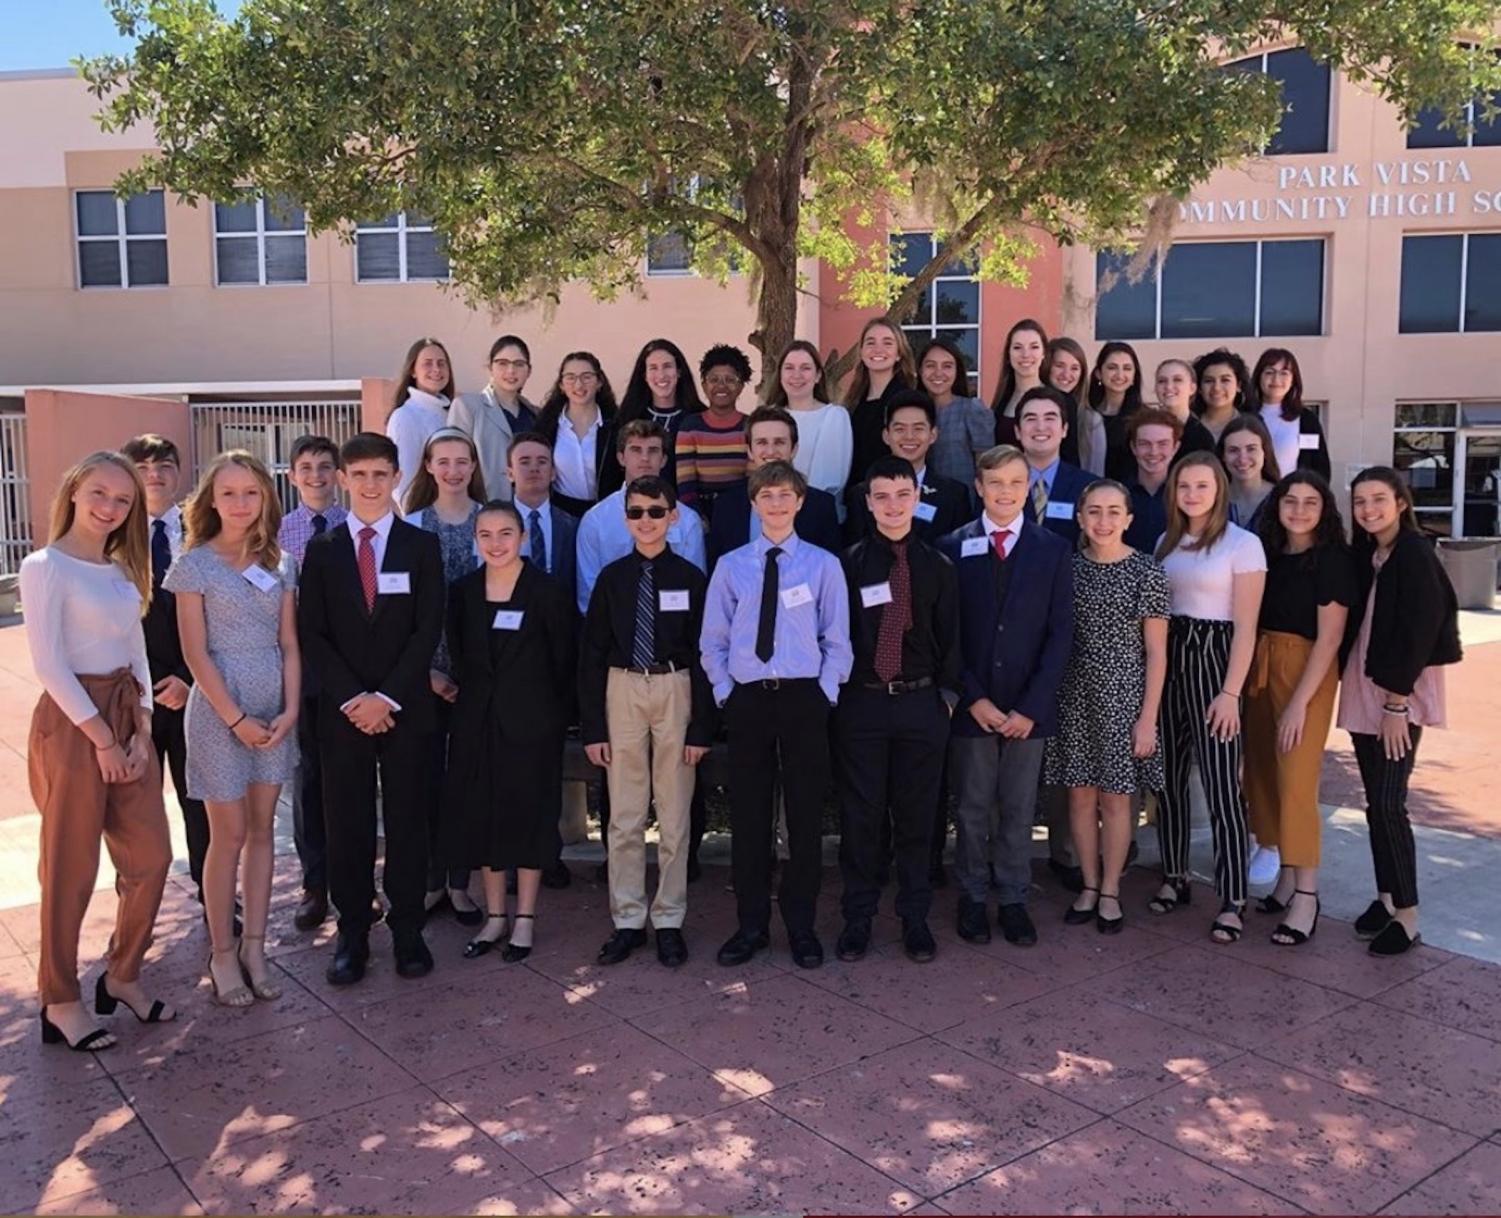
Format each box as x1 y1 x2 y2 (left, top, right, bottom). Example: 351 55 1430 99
768 340 853 509
385 336 456 513
21 452 175 1051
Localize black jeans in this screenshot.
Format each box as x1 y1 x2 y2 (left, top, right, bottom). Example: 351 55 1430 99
1352 727 1424 910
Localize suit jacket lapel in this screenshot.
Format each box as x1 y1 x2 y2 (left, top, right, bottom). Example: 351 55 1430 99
372 522 411 626
327 523 372 622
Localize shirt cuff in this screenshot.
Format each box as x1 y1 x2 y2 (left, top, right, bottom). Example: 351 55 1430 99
339 692 402 714
713 681 733 707
374 692 403 713
819 678 841 706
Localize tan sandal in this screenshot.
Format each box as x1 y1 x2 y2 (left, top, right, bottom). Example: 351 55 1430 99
237 936 282 1001
208 952 253 1008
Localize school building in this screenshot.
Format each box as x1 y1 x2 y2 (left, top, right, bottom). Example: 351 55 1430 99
1 46 1498 568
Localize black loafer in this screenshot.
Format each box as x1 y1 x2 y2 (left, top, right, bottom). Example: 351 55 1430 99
656 928 688 968
1369 920 1420 956
789 932 824 969
294 890 328 932
903 921 937 963
326 933 369 986
957 899 991 944
393 931 434 979
997 903 1038 947
597 928 648 965
1355 899 1394 940
717 929 769 967
835 920 871 962
541 862 572 890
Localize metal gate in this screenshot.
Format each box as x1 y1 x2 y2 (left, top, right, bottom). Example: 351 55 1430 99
191 400 361 512
0 413 32 576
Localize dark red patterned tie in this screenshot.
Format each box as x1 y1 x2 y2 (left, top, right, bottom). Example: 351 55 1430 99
357 526 378 612
873 539 912 683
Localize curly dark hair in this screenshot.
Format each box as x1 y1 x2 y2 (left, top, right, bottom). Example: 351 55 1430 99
699 343 753 383
1257 470 1346 559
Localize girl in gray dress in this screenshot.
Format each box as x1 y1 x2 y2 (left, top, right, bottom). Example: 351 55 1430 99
166 451 299 1007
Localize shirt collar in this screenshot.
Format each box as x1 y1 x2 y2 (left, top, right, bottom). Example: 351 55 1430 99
754 530 800 558
151 503 182 531
982 512 1021 539
351 511 395 540
1028 457 1060 488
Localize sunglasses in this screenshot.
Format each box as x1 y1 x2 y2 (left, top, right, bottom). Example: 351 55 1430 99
625 505 670 520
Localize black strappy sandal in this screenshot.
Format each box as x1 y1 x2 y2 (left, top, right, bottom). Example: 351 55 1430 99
1064 887 1100 925
1255 867 1295 914
1271 891 1320 947
40 1008 116 1052
1209 901 1245 944
94 972 174 1023
1148 877 1192 915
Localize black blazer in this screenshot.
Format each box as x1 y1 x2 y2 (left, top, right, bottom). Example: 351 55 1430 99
446 563 577 745
708 482 842 568
1341 531 1462 696
297 518 445 733
842 468 971 545
144 576 191 689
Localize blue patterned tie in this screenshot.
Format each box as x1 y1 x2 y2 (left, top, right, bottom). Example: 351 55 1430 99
530 508 547 572
632 560 655 669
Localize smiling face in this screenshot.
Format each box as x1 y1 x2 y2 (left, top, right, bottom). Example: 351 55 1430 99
920 348 959 399
1199 362 1240 412
867 474 917 536
977 457 1029 526
560 358 600 407
506 439 553 505
1352 479 1404 539
70 462 138 545
619 434 667 483
1155 362 1195 413
883 406 936 468
644 349 680 406
1259 359 1294 405
475 508 523 567
751 481 803 538
290 450 337 512
1130 423 1179 482
1008 328 1045 380
1080 486 1132 549
1017 399 1067 464
861 324 900 375
489 343 531 396
211 462 265 538
132 456 179 518
338 457 398 519
1046 350 1083 396
702 363 745 413
779 349 819 402
624 492 675 549
1278 481 1326 541
1221 429 1266 485
747 419 796 469
1174 462 1221 526
413 344 451 396
1100 351 1136 396
426 438 476 498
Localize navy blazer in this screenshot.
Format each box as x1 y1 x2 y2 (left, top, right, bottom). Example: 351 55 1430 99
707 482 842 569
1030 460 1096 545
523 503 579 610
938 517 1074 738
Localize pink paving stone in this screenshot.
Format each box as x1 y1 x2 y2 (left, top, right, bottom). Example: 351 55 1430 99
935 1119 1293 1215
1082 941 1356 1050
110 1014 420 1161
634 971 921 1098
0 955 110 1095
432 1022 757 1177
1114 1055 1478 1214
542 1098 922 1214
942 904 1180 988
177 1085 570 1216
762 1038 1100 1196
1258 1000 1501 1137
1371 956 1501 1043
27 1165 203 1216
0 1076 171 1214
1381 1140 1501 1215
935 987 1244 1115
1225 910 1455 999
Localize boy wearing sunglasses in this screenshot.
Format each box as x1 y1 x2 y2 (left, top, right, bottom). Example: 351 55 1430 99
579 476 715 967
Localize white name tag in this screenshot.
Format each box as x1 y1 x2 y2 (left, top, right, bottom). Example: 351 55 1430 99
961 536 989 558
913 500 937 522
492 609 524 631
860 581 893 608
1045 500 1074 521
377 572 411 595
780 582 814 609
242 564 280 593
1299 433 1322 450
659 589 690 612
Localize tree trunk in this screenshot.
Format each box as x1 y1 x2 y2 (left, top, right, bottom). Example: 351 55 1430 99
750 241 798 394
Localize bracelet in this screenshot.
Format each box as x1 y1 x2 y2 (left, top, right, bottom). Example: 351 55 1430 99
1219 688 1242 700
1382 704 1410 717
227 712 247 730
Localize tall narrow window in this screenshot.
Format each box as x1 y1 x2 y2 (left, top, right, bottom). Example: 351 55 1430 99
892 231 981 391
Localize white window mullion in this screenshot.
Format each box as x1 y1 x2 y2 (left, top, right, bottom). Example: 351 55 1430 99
397 213 409 282
255 198 268 286
1458 234 1471 332
1253 240 1264 337
1154 256 1164 339
116 197 130 288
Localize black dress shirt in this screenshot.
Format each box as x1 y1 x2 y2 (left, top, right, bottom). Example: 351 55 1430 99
840 531 961 700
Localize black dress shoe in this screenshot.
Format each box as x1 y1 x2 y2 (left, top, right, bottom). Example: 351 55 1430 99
789 932 824 969
717 929 769 967
541 862 572 890
326 933 369 986
294 890 328 932
597 927 648 965
902 921 937 962
1355 899 1394 940
393 930 434 979
656 928 688 968
835 920 871 962
1048 858 1086 894
957 899 991 943
451 899 486 928
997 903 1038 946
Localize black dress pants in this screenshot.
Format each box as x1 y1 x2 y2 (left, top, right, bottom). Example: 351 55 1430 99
1352 727 1424 910
833 685 948 925
321 714 432 939
151 702 209 893
292 691 327 895
725 680 830 937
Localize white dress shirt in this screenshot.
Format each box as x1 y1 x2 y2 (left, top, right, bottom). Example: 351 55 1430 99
150 503 184 560
981 510 1021 558
552 411 603 502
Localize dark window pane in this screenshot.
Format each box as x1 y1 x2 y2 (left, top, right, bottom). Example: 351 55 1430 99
1464 234 1501 331
404 212 434 229
1399 235 1462 333
1266 47 1330 154
1161 242 1256 338
78 241 121 286
214 200 257 233
1259 239 1323 335
935 327 980 373
405 230 449 280
647 231 692 272
126 238 168 285
895 286 931 326
124 190 166 235
1094 251 1156 340
935 279 978 325
357 232 400 280
1395 402 1457 428
358 214 400 231
216 236 260 284
1407 104 1465 149
893 232 932 279
76 191 118 236
265 195 305 231
265 235 307 283
938 243 979 275
1393 430 1455 511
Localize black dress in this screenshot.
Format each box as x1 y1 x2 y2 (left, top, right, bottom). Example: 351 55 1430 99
442 563 576 870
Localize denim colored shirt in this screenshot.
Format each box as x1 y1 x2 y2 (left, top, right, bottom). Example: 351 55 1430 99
576 487 707 614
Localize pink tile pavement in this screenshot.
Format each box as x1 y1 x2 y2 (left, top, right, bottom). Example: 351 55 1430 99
1381 1140 1501 1215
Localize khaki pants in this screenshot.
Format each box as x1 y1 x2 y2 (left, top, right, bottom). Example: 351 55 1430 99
604 669 695 929
28 669 172 1006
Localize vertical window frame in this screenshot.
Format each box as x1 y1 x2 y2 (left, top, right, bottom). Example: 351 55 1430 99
892 230 983 393
213 194 309 287
74 189 169 290
354 211 449 283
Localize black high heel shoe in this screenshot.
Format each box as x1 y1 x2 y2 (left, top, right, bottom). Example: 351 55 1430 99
1256 867 1295 914
94 972 173 1023
1209 900 1246 944
41 1008 116 1052
1096 891 1125 935
1148 877 1192 915
1271 890 1320 947
501 913 535 963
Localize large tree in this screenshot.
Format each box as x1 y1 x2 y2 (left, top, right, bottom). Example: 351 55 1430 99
86 0 1500 380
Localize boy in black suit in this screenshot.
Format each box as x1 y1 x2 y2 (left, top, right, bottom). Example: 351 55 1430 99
297 432 445 986
843 391 971 543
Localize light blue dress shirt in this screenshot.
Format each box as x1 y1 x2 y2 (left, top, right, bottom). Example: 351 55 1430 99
1027 457 1060 497
576 488 707 613
699 532 852 706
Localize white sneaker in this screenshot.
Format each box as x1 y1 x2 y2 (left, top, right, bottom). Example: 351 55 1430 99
1248 845 1282 886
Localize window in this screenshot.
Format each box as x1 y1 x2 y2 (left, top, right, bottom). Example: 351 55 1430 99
1393 402 1457 537
75 190 168 288
1229 47 1331 155
1407 51 1501 148
892 231 981 390
1399 233 1501 333
214 195 308 285
1095 239 1324 340
355 212 448 282
646 230 693 275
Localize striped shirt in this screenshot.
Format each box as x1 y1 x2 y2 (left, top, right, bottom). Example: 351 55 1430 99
674 412 748 517
278 502 349 568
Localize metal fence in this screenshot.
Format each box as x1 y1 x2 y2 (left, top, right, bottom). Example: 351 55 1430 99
0 413 32 577
191 400 362 512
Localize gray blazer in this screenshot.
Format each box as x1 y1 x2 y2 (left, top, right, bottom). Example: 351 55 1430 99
449 388 537 503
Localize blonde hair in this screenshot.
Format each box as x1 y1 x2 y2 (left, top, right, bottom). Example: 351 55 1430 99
183 450 283 569
49 451 151 612
1156 452 1230 561
841 318 916 408
404 428 487 513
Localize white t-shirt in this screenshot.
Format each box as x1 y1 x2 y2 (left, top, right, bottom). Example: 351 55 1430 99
1260 405 1301 479
1158 522 1267 621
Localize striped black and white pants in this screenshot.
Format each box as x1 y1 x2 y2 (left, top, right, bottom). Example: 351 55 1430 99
1351 728 1424 909
1157 616 1249 906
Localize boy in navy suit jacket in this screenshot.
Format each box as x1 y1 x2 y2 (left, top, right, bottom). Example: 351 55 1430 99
939 445 1073 948
1016 387 1095 546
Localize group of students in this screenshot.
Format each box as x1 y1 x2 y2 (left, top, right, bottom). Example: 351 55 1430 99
21 318 1462 1054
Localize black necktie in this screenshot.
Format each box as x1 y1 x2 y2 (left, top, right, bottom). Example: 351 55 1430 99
312 512 328 536
151 519 171 587
755 546 782 663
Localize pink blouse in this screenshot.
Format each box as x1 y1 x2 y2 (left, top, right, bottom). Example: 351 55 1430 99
1337 550 1447 735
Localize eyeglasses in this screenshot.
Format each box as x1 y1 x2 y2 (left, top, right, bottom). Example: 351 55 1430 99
491 358 529 370
625 505 670 520
561 372 598 386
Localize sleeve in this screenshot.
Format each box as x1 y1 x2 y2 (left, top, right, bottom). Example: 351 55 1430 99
815 553 854 704
674 425 702 508
1370 542 1450 697
447 394 476 436
577 571 614 745
386 405 427 513
815 409 855 500
676 508 708 574
1139 559 1173 620
160 548 205 595
1315 545 1357 608
933 554 963 704
445 578 468 681
575 511 603 616
297 540 364 709
1015 543 1075 726
19 556 105 726
684 568 717 747
546 582 579 724
965 398 994 457
1231 529 1268 575
1083 411 1107 477
128 611 154 715
699 559 736 706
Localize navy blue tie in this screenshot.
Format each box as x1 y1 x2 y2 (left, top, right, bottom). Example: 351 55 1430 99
151 519 171 588
632 560 655 669
311 512 327 536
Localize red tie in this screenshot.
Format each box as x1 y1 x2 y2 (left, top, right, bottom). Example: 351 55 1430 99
358 526 378 612
873 540 912 683
991 529 1011 561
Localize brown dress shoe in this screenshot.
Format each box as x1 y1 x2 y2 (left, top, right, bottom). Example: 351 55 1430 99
294 890 328 932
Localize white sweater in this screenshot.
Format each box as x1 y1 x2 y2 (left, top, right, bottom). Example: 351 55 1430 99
386 388 450 513
789 404 854 502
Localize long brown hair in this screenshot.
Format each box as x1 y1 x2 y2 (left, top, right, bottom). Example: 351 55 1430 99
766 339 831 407
404 428 488 512
1044 337 1090 415
1156 451 1231 560
390 336 456 417
841 318 915 409
1251 347 1305 421
183 450 283 570
989 318 1050 415
49 451 151 611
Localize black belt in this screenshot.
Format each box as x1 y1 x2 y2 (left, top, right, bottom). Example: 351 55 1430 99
746 677 817 691
861 676 935 695
616 662 681 676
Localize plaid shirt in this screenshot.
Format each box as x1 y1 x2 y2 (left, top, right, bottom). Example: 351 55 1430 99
279 502 349 568
929 395 996 486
